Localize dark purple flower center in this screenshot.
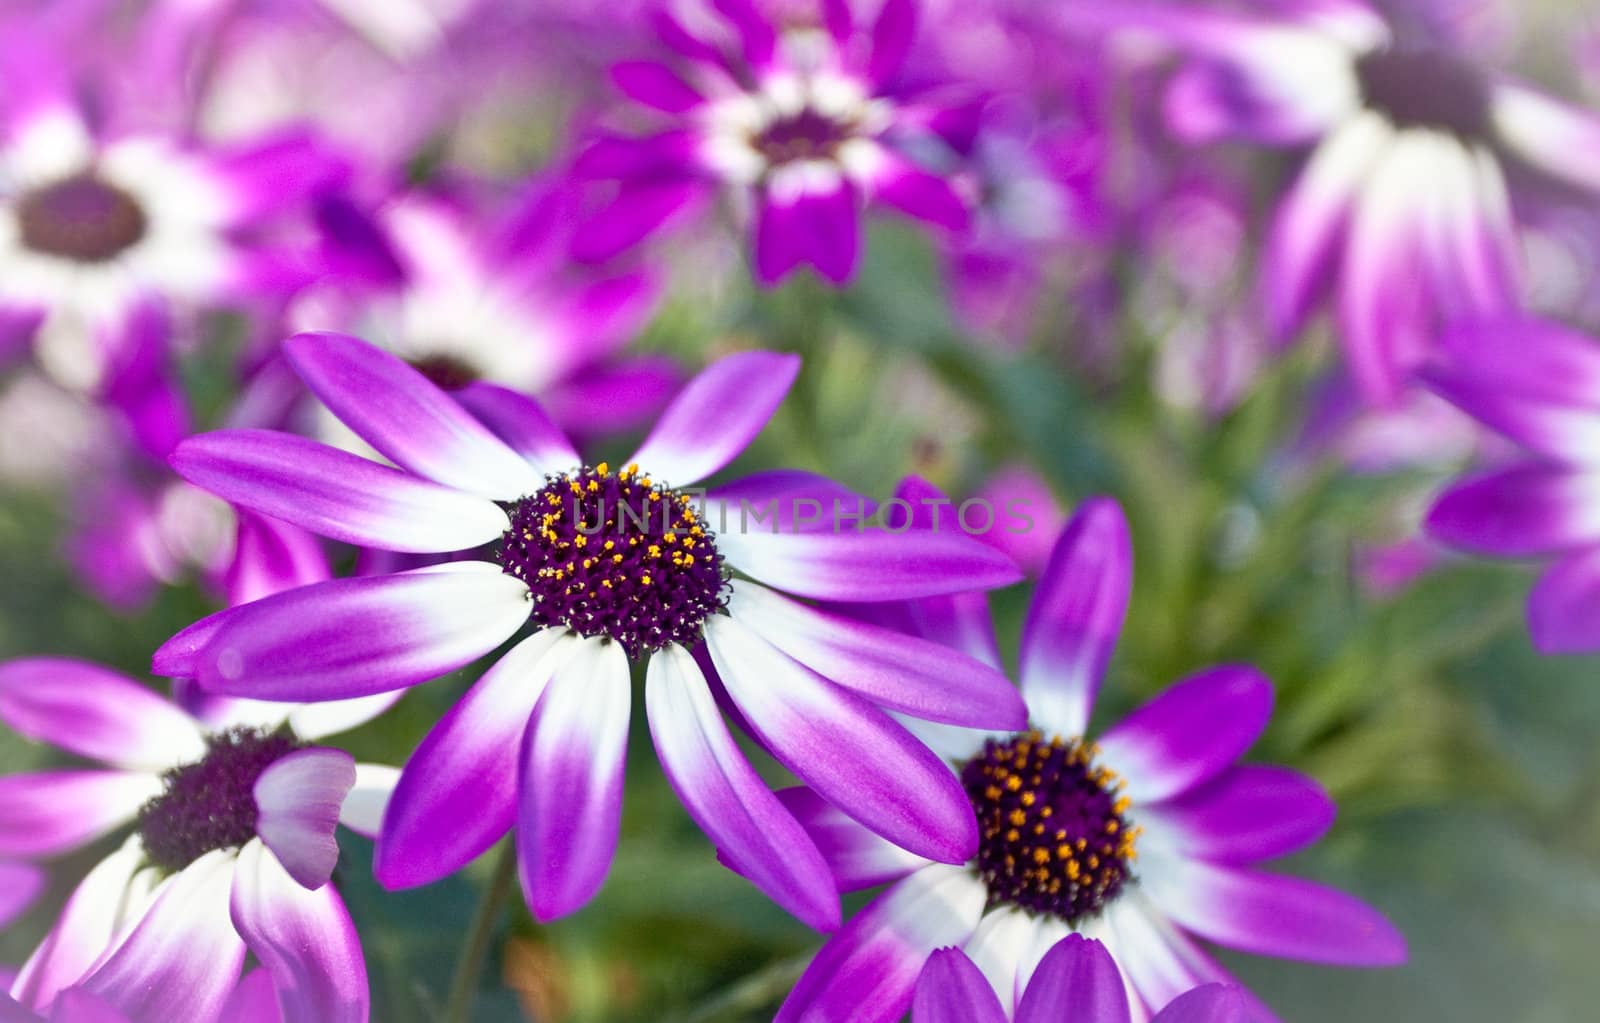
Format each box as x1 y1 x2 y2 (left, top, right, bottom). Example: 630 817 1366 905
16 173 148 263
1356 48 1492 137
136 727 306 873
408 354 480 391
960 731 1139 923
497 463 728 659
754 108 857 167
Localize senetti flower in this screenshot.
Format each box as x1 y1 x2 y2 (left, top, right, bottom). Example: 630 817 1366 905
914 935 1242 1023
776 494 1405 1022
0 658 396 1022
1423 319 1600 654
1066 0 1600 403
160 332 1025 926
573 0 971 285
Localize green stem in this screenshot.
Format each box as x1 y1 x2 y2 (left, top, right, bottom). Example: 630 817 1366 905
443 841 520 1023
670 952 815 1023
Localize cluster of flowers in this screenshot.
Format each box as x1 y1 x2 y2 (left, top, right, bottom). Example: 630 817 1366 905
0 0 1595 1020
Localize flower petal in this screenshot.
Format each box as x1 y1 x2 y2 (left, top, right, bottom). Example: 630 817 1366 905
80 850 246 1023
517 637 632 922
1137 766 1335 865
1107 893 1280 1022
225 511 331 607
611 61 706 114
705 615 977 864
1097 667 1273 804
452 383 580 477
718 528 1022 602
1152 985 1246 1023
0 658 205 771
868 0 916 86
190 565 531 701
1490 82 1600 194
253 749 357 890
171 430 509 554
230 841 368 1023
959 907 1038 1015
0 860 44 929
0 771 158 857
1140 855 1407 967
867 152 968 233
911 948 1006 1023
626 350 799 488
283 332 542 500
11 840 145 1011
728 582 1025 729
774 787 929 893
1016 934 1131 1023
1018 498 1131 739
1426 465 1600 556
216 969 281 1023
1528 548 1600 654
777 865 986 1023
374 630 571 890
646 646 840 931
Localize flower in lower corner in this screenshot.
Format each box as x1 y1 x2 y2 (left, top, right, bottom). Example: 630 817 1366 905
158 331 1026 928
774 494 1406 1023
914 934 1242 1023
0 657 395 1022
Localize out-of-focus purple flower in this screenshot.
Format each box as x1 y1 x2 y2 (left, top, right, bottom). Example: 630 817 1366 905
1064 0 1600 403
0 657 396 1021
913 935 1243 1023
1423 318 1600 653
777 492 1405 1023
572 0 972 286
158 333 1025 926
970 465 1065 577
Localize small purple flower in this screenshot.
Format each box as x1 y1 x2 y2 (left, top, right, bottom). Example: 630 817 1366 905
914 935 1242 1023
159 332 1025 926
0 658 394 1021
1423 317 1600 653
1066 0 1600 403
572 0 971 285
775 491 1405 1022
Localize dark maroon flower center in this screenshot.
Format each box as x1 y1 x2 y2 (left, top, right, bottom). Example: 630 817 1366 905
136 727 305 873
16 173 148 263
960 731 1139 923
754 108 858 167
497 463 728 659
1356 48 1492 137
408 354 480 391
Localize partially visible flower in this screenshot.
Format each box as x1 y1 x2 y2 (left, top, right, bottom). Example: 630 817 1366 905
572 0 971 285
969 465 1066 578
1064 0 1600 402
0 658 396 1021
913 935 1242 1023
159 333 1025 927
1423 318 1600 653
776 492 1404 1022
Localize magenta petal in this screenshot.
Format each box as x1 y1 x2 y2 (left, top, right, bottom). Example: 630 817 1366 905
225 512 331 606
868 0 916 85
0 771 158 857
1016 934 1130 1023
253 749 356 890
153 604 248 680
1018 498 1131 738
1528 548 1600 654
775 787 929 893
626 350 799 487
610 61 706 114
645 646 840 931
374 631 567 890
728 582 1025 729
81 851 246 1023
12 841 145 1011
0 860 44 928
42 989 132 1023
191 566 531 701
1097 666 1273 804
1143 857 1407 967
217 970 281 1023
283 332 541 500
1107 896 1281 1023
719 528 1023 602
911 948 1006 1023
571 180 711 264
517 638 632 922
452 383 581 477
754 192 805 286
705 615 978 864
869 154 968 233
1138 765 1335 864
171 430 509 554
230 842 368 1023
776 866 986 1023
711 0 776 68
0 657 205 770
1152 985 1246 1023
1426 464 1600 556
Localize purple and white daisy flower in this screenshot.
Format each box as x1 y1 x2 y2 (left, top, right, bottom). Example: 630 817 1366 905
572 0 971 285
0 658 394 1022
1422 317 1600 653
914 934 1242 1023
775 490 1405 1022
1065 0 1600 402
158 332 1025 926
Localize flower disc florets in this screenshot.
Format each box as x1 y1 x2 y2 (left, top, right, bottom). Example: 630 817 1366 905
497 462 729 659
1356 48 1492 137
17 173 148 263
960 731 1140 923
136 726 306 872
